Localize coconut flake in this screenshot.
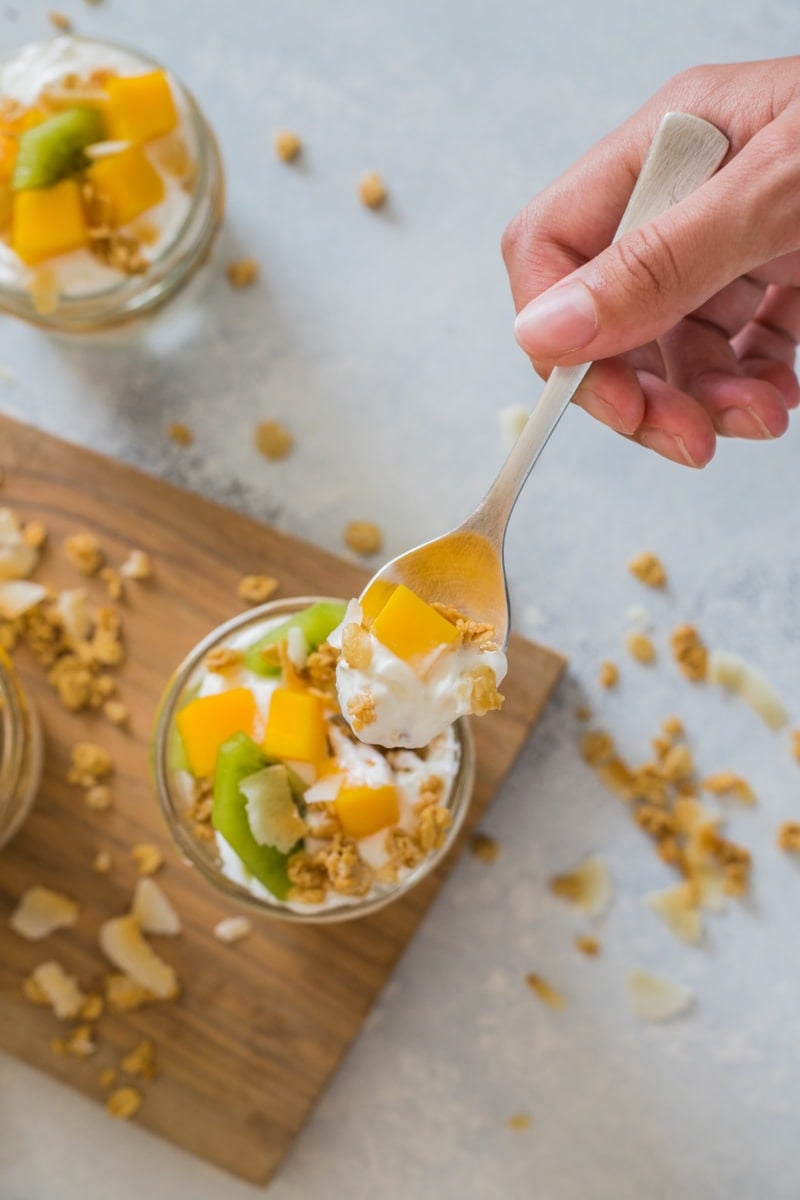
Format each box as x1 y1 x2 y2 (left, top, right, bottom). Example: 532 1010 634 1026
286 625 308 670
99 915 179 999
0 579 46 619
9 885 79 940
213 916 253 944
55 589 92 643
30 960 86 1019
304 775 344 805
498 404 529 451
708 650 788 731
549 856 613 917
627 969 694 1022
241 766 308 854
645 884 704 945
131 879 182 936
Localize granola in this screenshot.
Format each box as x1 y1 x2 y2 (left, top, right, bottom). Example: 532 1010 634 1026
254 420 293 460
274 130 302 161
628 551 667 588
237 574 278 605
358 171 388 209
226 258 259 288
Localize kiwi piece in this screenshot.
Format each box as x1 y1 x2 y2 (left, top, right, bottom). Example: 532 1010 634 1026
12 106 106 191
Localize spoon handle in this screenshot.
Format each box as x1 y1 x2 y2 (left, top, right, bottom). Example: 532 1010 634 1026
469 112 730 543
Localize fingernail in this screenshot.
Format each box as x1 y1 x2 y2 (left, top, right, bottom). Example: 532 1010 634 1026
717 406 775 439
639 429 699 467
514 281 598 358
574 386 627 434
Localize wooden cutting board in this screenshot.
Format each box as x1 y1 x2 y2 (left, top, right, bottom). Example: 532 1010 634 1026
0 413 565 1185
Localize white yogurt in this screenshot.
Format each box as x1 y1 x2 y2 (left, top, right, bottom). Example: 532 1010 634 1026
332 599 507 748
0 37 195 296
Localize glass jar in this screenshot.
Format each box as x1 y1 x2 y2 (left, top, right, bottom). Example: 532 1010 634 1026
0 36 224 333
0 647 43 848
152 597 476 924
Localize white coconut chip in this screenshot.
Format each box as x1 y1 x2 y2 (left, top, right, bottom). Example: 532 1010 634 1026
550 856 614 917
708 650 788 731
498 404 530 451
627 969 694 1023
99 915 179 1000
131 878 182 936
30 960 86 1019
0 579 46 619
213 916 253 944
645 884 704 945
9 885 79 940
55 589 92 643
303 775 344 805
286 625 308 670
0 507 39 580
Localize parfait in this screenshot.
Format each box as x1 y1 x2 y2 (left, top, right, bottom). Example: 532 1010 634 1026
0 37 223 330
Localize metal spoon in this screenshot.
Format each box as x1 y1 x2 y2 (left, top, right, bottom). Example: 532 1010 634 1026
361 112 729 646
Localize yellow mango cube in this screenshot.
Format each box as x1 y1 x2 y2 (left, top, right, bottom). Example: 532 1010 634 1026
176 687 257 778
359 578 396 624
11 179 88 265
335 784 400 839
0 134 17 183
105 70 178 143
371 583 459 663
87 144 164 226
263 688 328 766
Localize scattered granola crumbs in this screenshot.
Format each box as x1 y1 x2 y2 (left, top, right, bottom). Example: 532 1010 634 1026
29 961 86 1020
574 705 592 722
645 882 704 945
580 729 615 766
358 170 388 209
575 934 600 957
23 520 48 549
702 772 756 805
341 622 373 670
121 1039 157 1081
9 885 79 940
627 969 693 1023
99 917 178 999
549 856 613 917
343 520 382 557
99 566 123 601
204 645 243 674
791 730 800 763
525 973 566 1011
64 532 104 576
226 258 259 288
106 1086 142 1120
92 849 112 878
506 1114 533 1132
274 129 302 161
62 1024 97 1059
625 631 656 665
132 878 182 935
80 994 104 1021
777 821 800 852
22 974 48 1005
707 650 788 730
85 785 113 812
47 10 72 30
68 742 113 787
130 843 164 877
628 551 667 588
599 660 619 689
213 915 253 944
99 1068 118 1090
670 623 708 682
103 698 130 728
347 691 376 732
237 574 278 605
120 549 152 581
658 743 695 784
167 422 194 447
104 973 153 1013
254 420 293 460
470 832 499 863
662 715 684 739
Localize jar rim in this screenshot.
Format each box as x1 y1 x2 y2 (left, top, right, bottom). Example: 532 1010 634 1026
0 647 42 847
152 596 476 924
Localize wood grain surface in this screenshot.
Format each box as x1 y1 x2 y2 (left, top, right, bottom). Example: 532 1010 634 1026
0 413 565 1185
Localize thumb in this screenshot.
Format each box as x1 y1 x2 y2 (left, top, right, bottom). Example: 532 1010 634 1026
513 120 800 364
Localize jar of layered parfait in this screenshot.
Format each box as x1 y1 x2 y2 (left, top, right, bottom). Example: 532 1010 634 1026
152 597 476 923
0 36 224 332
0 647 43 848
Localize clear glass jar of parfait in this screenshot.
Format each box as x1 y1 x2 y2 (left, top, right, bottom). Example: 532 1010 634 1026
152 597 476 924
0 647 43 849
0 35 224 332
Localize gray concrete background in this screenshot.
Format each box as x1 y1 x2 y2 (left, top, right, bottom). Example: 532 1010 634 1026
1 2 799 1198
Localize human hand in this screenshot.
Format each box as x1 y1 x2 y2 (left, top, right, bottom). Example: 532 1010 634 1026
502 59 800 466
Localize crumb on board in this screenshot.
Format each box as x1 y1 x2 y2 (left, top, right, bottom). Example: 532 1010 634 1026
106 1086 142 1119
120 549 152 580
167 422 193 447
85 784 113 812
574 934 600 957
358 170 388 209
93 850 112 873
274 130 302 161
237 574 278 605
628 551 667 588
226 258 259 289
469 832 499 864
670 623 708 682
777 821 800 853
64 532 104 576
254 420 293 460
506 1113 533 1132
524 973 566 1010
130 843 165 877
625 631 656 665
599 660 619 689
68 743 113 787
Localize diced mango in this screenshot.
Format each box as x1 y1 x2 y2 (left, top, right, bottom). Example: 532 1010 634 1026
11 179 88 265
335 784 400 839
263 688 328 766
359 578 396 624
371 583 459 663
0 185 11 233
87 144 164 226
0 134 17 183
176 687 258 778
105 70 178 143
